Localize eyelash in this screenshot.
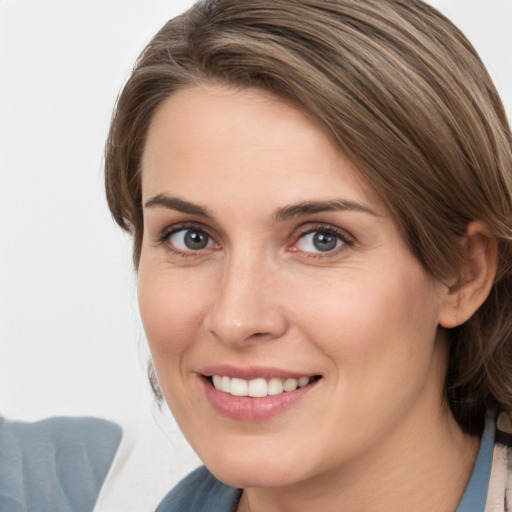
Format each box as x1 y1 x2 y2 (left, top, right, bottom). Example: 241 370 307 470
155 222 355 258
291 224 355 258
156 222 217 257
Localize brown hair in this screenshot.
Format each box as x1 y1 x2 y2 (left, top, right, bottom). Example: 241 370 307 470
105 0 512 433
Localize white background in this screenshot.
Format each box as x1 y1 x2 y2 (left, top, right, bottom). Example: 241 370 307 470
0 1 511 427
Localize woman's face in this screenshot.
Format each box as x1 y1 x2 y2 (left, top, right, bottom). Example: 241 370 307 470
138 85 451 488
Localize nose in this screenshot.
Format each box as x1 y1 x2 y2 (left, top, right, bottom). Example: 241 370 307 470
203 251 288 347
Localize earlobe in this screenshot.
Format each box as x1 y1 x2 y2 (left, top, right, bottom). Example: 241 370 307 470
439 221 498 329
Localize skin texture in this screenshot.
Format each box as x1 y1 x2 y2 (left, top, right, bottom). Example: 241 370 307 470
138 85 484 512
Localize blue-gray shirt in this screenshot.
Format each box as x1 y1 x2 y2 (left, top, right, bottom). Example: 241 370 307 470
0 416 121 512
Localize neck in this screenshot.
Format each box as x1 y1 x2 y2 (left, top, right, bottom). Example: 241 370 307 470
238 406 480 512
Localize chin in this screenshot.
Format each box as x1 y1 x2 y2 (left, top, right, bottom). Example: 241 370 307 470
196 440 317 489
208 462 302 489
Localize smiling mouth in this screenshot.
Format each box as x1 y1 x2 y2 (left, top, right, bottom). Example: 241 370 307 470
208 375 322 397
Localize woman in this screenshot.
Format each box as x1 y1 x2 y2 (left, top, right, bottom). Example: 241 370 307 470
105 0 512 510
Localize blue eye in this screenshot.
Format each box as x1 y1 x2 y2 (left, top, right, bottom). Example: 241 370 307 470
296 230 344 253
169 228 213 251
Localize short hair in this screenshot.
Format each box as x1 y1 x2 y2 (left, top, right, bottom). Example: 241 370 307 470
105 0 512 433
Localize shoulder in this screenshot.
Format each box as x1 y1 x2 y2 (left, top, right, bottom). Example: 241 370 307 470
0 416 122 512
155 466 242 512
495 411 512 447
485 411 512 512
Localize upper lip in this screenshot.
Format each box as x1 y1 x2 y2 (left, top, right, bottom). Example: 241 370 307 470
198 365 319 380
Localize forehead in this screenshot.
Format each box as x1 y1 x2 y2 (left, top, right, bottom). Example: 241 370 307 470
141 84 383 214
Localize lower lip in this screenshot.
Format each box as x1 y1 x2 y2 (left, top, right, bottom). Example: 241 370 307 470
201 377 319 421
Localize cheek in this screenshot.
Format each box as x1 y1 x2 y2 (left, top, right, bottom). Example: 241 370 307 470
298 269 445 441
137 266 209 359
296 263 443 371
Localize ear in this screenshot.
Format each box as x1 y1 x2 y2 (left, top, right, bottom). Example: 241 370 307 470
439 221 498 328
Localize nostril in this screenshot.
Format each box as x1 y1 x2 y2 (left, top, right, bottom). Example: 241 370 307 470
204 302 289 346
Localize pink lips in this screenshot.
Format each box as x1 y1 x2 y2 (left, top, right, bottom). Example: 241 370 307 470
200 365 313 380
199 365 320 421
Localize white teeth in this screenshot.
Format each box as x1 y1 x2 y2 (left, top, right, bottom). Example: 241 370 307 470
267 377 284 396
221 376 231 393
283 378 298 392
211 375 313 397
248 378 267 397
230 378 248 396
298 376 309 388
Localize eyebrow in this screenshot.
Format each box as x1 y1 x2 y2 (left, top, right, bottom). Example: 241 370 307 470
144 194 377 221
273 199 378 221
144 194 213 218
